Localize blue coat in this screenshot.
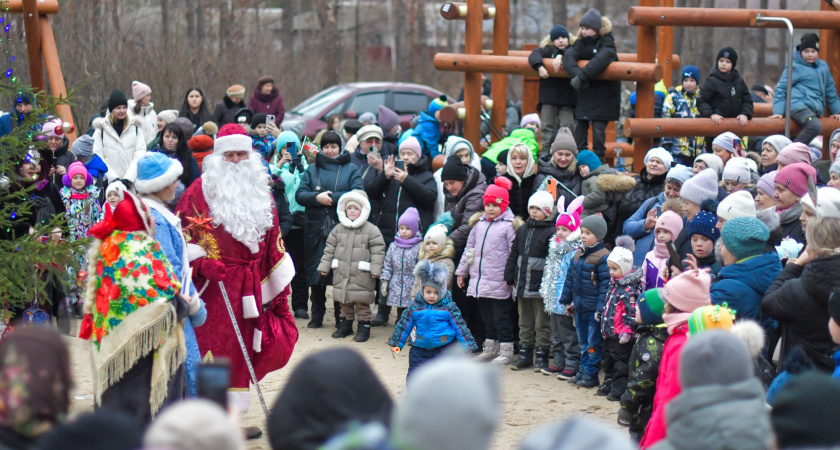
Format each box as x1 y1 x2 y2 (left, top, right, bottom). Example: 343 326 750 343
413 111 442 159
560 241 611 312
711 252 781 326
773 51 840 117
388 291 477 351
623 192 666 267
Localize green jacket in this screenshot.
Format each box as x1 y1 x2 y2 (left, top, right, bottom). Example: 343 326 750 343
481 128 540 163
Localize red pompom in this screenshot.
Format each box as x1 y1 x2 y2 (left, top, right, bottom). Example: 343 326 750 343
493 176 513 191
217 123 248 138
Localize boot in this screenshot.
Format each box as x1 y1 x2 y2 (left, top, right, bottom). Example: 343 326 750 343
354 321 371 342
307 315 323 329
533 347 550 372
597 379 613 396
331 318 353 339
509 346 534 371
474 339 499 362
492 342 516 365
371 305 391 327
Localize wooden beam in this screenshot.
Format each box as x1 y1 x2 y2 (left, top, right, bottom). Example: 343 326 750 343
3 0 59 14
21 0 45 93
39 15 75 141
625 117 840 138
482 49 680 66
521 44 540 117
434 54 663 82
628 6 840 29
656 0 675 87
463 0 483 154
633 0 658 172
490 0 509 143
440 2 494 20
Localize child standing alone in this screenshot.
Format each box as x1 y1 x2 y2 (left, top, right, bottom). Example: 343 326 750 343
698 47 753 128
381 207 423 321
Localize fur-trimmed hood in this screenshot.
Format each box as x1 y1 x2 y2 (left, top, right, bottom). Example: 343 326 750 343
596 173 637 193
616 267 644 286
337 189 371 228
573 16 613 39
419 238 455 261
468 209 525 230
539 33 577 47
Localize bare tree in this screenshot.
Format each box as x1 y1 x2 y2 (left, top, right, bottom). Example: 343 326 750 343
553 0 567 30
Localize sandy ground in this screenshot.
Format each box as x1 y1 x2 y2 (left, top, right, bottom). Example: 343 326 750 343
67 303 619 449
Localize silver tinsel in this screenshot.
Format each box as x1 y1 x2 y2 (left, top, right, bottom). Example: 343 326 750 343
540 235 581 314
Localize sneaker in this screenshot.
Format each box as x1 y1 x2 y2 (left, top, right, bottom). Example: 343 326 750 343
566 372 582 384
541 365 562 376
576 377 600 388
597 380 613 396
557 368 576 380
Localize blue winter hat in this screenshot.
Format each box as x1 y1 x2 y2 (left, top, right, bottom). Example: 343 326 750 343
429 95 448 114
721 217 769 261
681 65 700 83
550 25 569 41
688 211 720 242
275 131 301 158
135 152 183 194
576 150 602 171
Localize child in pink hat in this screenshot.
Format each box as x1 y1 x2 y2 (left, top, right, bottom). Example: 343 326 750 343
642 210 684 290
60 161 102 311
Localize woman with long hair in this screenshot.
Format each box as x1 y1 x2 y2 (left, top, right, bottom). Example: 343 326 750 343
150 123 200 187
179 86 214 129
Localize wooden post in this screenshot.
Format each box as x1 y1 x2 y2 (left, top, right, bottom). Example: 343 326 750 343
820 0 840 160
463 0 483 154
490 0 509 143
522 44 540 117
21 0 45 93
39 15 76 141
634 0 658 172
656 0 675 87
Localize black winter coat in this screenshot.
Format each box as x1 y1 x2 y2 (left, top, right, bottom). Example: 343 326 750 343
212 95 247 126
762 254 840 373
271 178 293 239
505 217 555 299
296 151 364 284
533 155 583 209
45 138 77 187
563 31 620 121
443 167 487 256
502 174 537 219
368 156 437 245
349 150 388 224
528 45 577 108
698 68 754 119
616 169 667 227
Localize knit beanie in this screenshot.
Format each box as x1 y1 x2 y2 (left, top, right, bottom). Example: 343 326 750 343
359 112 377 125
398 207 421 236
275 131 301 158
189 134 214 153
72 134 95 160
378 105 400 132
415 260 449 297
157 109 179 125
717 190 756 221
687 305 735 336
441 156 468 182
803 187 840 219
257 75 275 89
107 89 128 112
131 81 151 102
520 113 541 129
638 288 666 325
250 112 268 129
429 95 447 114
777 142 813 166
550 127 578 155
607 237 635 276
680 65 700 83
105 181 126 204
721 217 770 260
483 177 512 212
226 84 246 97
424 224 448 248
661 269 712 313
757 171 777 197
712 132 743 155
830 287 840 326
580 215 607 240
144 399 243 450
722 157 752 183
576 150 602 171
694 153 724 176
666 164 693 185
655 210 684 240
688 211 720 241
775 163 817 198
763 135 793 155
497 150 509 166
831 129 840 149
798 32 820 52
680 168 719 205
399 136 423 159
717 47 738 68
772 372 840 449
357 125 384 143
64 161 91 188
549 25 569 41
680 330 752 390
644 147 674 169
528 190 556 219
135 152 183 194
579 8 602 30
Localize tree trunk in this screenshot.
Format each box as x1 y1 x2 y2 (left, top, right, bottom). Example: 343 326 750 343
416 0 427 82
553 0 567 28
593 0 607 16
699 0 715 77
756 0 768 85
185 0 195 45
196 0 205 51
219 0 229 53
161 0 170 48
318 0 342 87
281 0 294 56
673 0 685 85
354 0 361 81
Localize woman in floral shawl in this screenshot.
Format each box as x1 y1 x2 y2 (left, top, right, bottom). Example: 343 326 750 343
79 188 186 423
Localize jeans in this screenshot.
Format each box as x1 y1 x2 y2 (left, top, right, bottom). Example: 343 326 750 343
407 342 454 379
576 310 603 379
518 297 552 348
791 107 822 145
476 296 516 343
573 119 608 158
540 104 575 157
550 312 580 371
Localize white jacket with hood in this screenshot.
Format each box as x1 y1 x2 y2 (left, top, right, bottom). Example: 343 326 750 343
93 115 147 182
127 99 158 146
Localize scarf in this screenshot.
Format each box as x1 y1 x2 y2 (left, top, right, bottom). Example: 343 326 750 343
70 188 88 200
778 201 803 226
653 239 669 258
663 312 691 334
395 235 422 249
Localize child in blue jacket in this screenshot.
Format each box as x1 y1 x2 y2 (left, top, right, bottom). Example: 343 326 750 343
413 96 447 159
771 33 840 145
389 260 477 379
560 214 611 388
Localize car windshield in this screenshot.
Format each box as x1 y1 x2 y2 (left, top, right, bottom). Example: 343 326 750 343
289 86 353 117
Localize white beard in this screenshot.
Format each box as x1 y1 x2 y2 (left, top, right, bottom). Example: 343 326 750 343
202 152 274 253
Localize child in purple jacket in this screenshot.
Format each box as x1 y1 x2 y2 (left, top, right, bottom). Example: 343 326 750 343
381 208 423 319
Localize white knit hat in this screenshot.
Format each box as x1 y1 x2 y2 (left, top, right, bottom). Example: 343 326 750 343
528 191 556 218
607 238 635 277
722 157 752 184
801 187 840 219
424 224 448 248
644 147 674 169
717 190 756 221
695 153 724 176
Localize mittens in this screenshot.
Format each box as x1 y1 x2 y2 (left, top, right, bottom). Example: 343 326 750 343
194 257 227 282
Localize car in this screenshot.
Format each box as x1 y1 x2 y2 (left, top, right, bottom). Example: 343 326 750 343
282 82 446 139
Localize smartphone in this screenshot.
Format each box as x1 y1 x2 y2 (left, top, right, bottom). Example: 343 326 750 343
197 360 231 409
665 240 683 272
545 179 558 202
266 114 275 125
655 204 662 215
286 141 296 156
369 145 379 156
395 160 405 171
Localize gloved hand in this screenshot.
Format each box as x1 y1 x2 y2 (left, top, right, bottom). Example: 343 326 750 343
290 154 305 173
380 281 389 299
594 311 602 322
570 76 584 91
193 257 227 283
619 332 632 344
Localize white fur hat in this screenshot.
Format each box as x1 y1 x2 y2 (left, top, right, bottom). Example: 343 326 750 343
607 235 636 276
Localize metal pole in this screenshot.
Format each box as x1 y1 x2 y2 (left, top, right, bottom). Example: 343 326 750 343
756 15 793 138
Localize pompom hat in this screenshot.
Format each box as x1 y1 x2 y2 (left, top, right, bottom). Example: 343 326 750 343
483 177 513 212
213 123 253 155
688 211 720 242
608 236 635 276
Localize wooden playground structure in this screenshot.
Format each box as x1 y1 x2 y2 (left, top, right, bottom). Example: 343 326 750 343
436 0 840 171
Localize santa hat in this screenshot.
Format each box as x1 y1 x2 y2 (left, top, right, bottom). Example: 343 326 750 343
483 177 512 212
528 191 556 219
214 123 253 154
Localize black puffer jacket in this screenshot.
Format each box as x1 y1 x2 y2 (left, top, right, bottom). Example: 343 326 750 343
528 42 576 108
762 254 840 373
505 217 556 299
620 324 669 435
46 137 77 187
616 168 667 227
443 166 487 254
349 150 387 224
562 18 620 122
533 155 582 209
501 173 537 219
698 67 754 119
212 95 247 126
368 156 437 245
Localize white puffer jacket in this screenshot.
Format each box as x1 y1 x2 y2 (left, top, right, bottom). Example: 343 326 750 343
127 99 158 146
93 116 147 182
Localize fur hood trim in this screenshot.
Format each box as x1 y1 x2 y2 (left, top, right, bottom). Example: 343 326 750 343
617 267 644 286
337 190 371 229
513 216 525 230
730 320 765 358
596 173 637 193
539 34 576 47
574 16 613 39
419 238 455 261
756 208 780 231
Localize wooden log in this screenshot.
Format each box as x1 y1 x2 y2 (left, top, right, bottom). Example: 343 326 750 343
463 0 483 155
521 44 540 117
39 15 76 141
437 96 492 124
633 0 657 172
3 0 58 14
656 0 675 87
439 2 494 20
628 6 840 29
490 0 509 143
753 102 772 118
481 49 680 66
625 118 840 138
22 0 45 93
434 53 663 82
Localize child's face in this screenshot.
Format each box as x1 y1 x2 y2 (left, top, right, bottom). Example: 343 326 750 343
691 234 714 258
455 148 471 164
553 36 569 49
107 191 120 208
580 26 597 37
398 225 414 240
579 165 590 178
724 179 747 194
717 57 732 73
608 261 623 279
580 227 599 247
529 206 547 221
800 204 817 230
484 202 502 219
556 225 572 240
655 228 673 244
693 161 708 175
682 77 697 93
424 240 440 254
71 174 86 190
495 161 508 176
423 286 439 305
255 123 267 138
801 48 819 64
510 152 528 176
346 204 361 221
